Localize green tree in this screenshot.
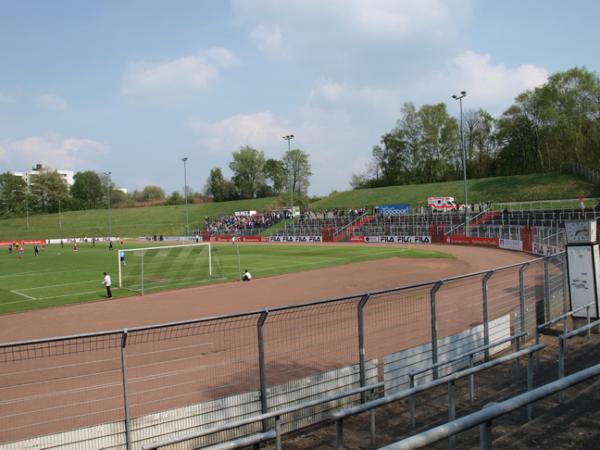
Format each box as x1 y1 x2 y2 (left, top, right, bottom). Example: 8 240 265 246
283 149 312 196
418 103 460 182
71 171 103 209
140 185 165 201
0 172 27 215
229 146 266 198
205 168 232 201
263 159 287 194
29 171 69 213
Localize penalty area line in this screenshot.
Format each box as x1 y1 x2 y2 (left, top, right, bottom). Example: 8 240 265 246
10 290 36 300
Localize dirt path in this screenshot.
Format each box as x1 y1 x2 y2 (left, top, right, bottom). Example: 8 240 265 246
0 244 531 343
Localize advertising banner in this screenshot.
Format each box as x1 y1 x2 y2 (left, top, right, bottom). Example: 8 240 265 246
447 235 499 247
348 236 365 243
532 242 561 256
499 239 523 252
376 204 411 215
269 236 322 243
0 239 47 246
364 236 432 244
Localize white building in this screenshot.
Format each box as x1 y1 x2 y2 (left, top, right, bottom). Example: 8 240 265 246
13 163 75 187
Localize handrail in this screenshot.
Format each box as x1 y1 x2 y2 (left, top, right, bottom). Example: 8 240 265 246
333 345 542 421
379 362 600 450
141 381 384 450
332 344 544 449
536 302 594 332
409 332 526 380
446 209 489 236
557 318 600 383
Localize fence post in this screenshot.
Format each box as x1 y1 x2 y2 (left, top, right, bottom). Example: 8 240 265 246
482 271 494 361
544 258 551 321
357 294 371 402
430 281 443 379
519 264 529 337
561 254 569 314
120 330 132 450
257 310 269 429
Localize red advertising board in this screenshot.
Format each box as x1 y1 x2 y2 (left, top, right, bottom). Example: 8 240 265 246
348 236 364 243
447 235 499 247
239 236 265 243
0 239 47 246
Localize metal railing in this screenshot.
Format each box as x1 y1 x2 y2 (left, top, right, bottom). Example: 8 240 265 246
380 362 600 450
536 301 594 357
558 318 600 386
332 344 544 450
142 382 384 450
408 331 527 422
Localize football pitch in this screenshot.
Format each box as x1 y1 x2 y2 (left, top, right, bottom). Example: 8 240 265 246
0 242 451 314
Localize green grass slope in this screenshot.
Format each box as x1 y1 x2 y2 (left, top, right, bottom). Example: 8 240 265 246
311 173 599 210
1 172 597 240
0 196 280 240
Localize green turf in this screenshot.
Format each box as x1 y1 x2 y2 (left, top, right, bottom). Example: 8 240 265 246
0 242 450 314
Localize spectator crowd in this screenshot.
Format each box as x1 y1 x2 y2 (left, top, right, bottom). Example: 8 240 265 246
205 211 284 235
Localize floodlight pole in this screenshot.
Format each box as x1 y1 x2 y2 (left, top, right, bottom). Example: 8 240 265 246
104 172 112 237
182 157 189 237
283 134 295 234
452 91 469 235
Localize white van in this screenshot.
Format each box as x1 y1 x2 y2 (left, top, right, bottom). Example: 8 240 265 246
428 197 458 212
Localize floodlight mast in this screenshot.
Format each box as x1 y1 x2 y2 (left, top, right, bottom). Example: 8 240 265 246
283 134 294 214
452 91 468 234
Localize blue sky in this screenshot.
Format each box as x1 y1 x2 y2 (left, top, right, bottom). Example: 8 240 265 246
0 0 598 196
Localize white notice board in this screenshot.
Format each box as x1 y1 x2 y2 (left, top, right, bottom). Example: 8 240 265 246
567 244 600 319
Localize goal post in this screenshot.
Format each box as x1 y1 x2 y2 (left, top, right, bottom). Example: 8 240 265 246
117 242 215 294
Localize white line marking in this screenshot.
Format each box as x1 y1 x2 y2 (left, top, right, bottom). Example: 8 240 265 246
10 290 36 300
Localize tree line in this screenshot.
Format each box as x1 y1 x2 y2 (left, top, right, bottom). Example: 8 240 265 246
0 146 313 217
352 67 600 189
0 170 193 217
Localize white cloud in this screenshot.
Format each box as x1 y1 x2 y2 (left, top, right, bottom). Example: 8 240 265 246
191 111 291 154
250 24 283 54
35 93 68 111
233 0 472 83
121 47 239 97
440 51 549 113
0 134 108 169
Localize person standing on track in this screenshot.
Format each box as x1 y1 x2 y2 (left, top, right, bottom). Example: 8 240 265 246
34 244 40 256
103 272 113 298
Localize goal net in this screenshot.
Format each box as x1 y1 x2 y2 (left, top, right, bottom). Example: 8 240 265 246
118 243 221 294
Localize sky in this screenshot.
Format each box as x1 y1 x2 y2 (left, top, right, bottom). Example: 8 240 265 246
0 0 598 196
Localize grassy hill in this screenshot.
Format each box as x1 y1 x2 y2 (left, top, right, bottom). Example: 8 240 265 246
311 173 600 210
1 172 598 240
0 196 281 240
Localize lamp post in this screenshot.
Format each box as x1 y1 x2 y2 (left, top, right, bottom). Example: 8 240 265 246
103 171 112 237
282 135 294 212
452 91 468 233
181 157 189 236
